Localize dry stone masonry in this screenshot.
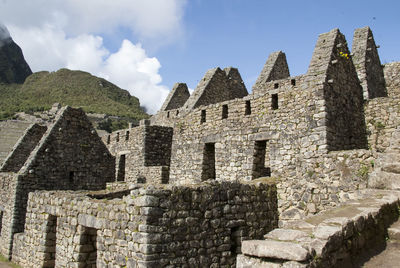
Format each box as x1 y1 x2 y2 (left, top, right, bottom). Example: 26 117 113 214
0 106 115 259
11 181 277 267
237 189 400 267
1 26 400 267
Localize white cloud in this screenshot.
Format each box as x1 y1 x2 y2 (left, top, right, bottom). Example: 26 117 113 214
99 40 169 114
0 0 186 44
9 25 169 114
0 0 185 114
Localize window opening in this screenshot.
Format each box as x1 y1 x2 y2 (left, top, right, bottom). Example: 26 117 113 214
245 100 251 115
78 226 98 267
201 110 206 124
271 94 279 110
44 215 58 267
0 211 3 235
117 154 126 181
222 104 228 119
201 143 216 180
69 171 74 184
252 140 271 179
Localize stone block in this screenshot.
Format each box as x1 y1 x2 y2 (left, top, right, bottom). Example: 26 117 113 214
241 240 310 261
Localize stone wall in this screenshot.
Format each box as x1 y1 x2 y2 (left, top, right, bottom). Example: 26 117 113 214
384 62 400 98
12 181 278 267
105 122 173 183
0 172 18 257
169 74 327 185
277 149 373 220
0 124 47 172
365 97 400 153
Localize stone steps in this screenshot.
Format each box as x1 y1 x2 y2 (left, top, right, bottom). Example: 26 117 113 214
237 189 400 267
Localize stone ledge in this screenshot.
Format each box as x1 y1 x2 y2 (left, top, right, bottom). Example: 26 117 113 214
241 240 311 261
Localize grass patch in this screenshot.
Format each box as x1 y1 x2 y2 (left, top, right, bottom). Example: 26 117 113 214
0 254 22 268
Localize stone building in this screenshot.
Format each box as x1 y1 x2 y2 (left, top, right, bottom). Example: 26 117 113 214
1 26 400 267
0 106 115 258
106 26 390 219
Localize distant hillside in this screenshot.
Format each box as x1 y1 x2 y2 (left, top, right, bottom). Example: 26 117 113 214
0 68 149 122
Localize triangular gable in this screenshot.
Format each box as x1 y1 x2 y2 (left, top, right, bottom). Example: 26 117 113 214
307 28 366 151
183 67 248 110
352 26 387 99
160 83 190 111
252 51 290 93
224 67 248 99
18 106 115 189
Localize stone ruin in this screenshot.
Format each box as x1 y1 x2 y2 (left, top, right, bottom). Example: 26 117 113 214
0 26 400 267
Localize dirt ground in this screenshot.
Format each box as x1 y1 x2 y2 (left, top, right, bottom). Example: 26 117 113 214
360 240 400 268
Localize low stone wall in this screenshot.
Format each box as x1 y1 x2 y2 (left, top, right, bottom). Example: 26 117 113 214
237 189 400 267
0 172 18 258
12 180 278 267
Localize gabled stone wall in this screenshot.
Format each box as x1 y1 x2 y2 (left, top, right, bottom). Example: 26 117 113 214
352 26 387 99
0 106 115 258
308 29 367 151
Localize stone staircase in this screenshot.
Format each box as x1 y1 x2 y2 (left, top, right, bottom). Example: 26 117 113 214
237 189 400 267
0 120 32 165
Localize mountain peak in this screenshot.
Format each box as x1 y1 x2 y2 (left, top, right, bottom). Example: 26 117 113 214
0 24 32 84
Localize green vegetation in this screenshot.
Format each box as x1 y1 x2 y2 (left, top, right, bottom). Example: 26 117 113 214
98 118 129 133
0 69 149 123
0 254 22 268
357 163 370 180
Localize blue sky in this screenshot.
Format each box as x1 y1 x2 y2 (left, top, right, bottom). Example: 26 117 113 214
155 0 400 90
0 0 399 113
